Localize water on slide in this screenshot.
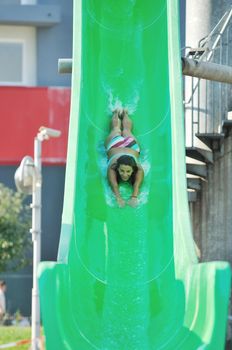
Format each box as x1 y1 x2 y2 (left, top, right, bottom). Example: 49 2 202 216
39 1 231 349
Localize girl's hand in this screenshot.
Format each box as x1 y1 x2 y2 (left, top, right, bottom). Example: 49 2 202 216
127 196 138 207
116 196 126 208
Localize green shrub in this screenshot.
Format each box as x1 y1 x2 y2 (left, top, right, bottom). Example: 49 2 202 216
0 183 31 272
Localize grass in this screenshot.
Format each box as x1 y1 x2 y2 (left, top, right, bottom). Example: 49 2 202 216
0 326 31 350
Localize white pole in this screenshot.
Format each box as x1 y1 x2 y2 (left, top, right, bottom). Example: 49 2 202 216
14 126 61 350
30 136 42 350
26 126 61 350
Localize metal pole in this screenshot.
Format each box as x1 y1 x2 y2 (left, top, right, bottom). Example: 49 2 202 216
58 58 72 74
182 57 232 84
30 136 42 350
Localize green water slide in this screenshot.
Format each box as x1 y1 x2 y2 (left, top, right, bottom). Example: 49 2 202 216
38 0 231 349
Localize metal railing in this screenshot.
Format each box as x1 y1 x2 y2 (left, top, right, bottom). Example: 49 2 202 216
184 7 232 147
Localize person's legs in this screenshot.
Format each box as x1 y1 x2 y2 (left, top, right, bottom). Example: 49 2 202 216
121 110 140 153
105 109 122 147
122 109 134 138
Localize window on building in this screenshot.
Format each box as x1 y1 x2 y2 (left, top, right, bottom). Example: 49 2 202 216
0 26 36 86
0 42 23 83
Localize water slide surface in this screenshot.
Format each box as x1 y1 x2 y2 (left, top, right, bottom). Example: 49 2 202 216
39 1 231 349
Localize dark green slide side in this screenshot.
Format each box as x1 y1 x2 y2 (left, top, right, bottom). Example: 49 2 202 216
38 1 231 349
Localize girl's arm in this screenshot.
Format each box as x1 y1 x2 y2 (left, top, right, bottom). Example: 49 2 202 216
132 166 144 198
128 166 144 207
107 166 125 207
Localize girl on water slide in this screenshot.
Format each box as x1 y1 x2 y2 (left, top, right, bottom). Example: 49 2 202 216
105 108 144 208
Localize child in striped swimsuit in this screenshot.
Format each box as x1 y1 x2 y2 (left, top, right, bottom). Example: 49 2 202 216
105 109 144 208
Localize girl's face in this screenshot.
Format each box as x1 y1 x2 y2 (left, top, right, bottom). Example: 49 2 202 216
118 164 133 182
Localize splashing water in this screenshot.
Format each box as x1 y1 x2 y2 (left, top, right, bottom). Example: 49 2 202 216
106 88 140 115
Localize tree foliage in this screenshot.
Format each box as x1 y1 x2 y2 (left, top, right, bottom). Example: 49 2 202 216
0 183 31 272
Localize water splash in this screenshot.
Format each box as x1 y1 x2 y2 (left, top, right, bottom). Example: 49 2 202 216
106 88 140 115
108 91 123 114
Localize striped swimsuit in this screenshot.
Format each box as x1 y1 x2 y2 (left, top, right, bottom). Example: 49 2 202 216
106 135 140 153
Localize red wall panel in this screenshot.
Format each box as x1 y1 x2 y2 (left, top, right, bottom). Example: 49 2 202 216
0 87 70 165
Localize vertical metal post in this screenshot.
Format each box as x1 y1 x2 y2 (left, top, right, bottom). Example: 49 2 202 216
197 78 200 134
31 136 42 350
219 38 223 130
191 77 194 146
205 79 208 133
225 27 229 117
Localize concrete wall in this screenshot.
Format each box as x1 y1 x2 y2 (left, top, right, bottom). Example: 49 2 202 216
191 132 232 264
179 0 186 48
37 0 73 86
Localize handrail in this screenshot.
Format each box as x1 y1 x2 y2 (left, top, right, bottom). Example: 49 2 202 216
184 7 232 106
206 7 232 61
199 8 231 55
184 6 232 147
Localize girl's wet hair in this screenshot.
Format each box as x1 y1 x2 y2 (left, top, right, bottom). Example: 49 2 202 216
113 155 138 184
